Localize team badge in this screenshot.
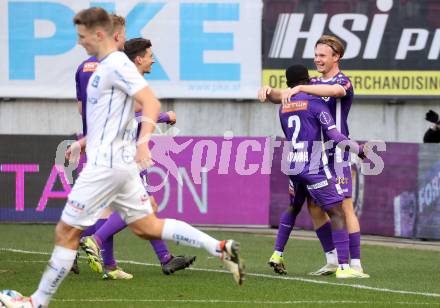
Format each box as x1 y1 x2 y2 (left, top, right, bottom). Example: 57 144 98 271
91 75 100 88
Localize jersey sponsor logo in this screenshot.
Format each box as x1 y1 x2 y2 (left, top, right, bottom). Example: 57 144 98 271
306 179 328 190
91 75 100 88
83 62 98 73
319 111 332 125
282 100 308 113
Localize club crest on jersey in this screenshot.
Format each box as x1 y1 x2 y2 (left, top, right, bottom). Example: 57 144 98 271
282 100 308 113
319 111 332 125
83 62 98 72
91 75 100 88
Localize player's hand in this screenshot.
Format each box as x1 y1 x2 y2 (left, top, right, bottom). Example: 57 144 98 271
65 141 82 164
281 87 300 104
136 146 153 171
166 111 176 125
258 85 272 102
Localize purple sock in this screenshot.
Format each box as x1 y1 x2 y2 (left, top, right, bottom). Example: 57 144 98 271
93 219 116 268
94 212 127 243
315 221 335 253
150 240 172 264
274 210 296 252
81 225 95 238
349 232 361 259
332 229 349 264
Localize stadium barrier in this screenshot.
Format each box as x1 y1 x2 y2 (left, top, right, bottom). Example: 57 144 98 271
1 135 439 240
0 135 270 225
270 141 440 240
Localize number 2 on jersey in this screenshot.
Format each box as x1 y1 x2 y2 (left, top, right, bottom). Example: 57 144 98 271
288 115 304 149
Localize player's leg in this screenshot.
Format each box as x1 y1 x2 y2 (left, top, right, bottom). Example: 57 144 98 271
80 208 113 273
342 197 362 270
269 181 306 275
114 175 244 285
127 213 244 285
307 200 338 275
24 166 121 307
341 176 365 273
324 203 350 273
2 222 83 308
30 222 82 307
308 176 368 279
334 152 366 273
80 209 133 279
146 196 197 275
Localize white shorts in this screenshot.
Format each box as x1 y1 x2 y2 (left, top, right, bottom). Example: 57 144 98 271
61 164 153 229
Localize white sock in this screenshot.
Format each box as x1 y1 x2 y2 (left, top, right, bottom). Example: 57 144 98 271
350 258 362 268
338 263 350 270
275 251 283 257
325 248 338 265
162 219 221 257
31 246 77 308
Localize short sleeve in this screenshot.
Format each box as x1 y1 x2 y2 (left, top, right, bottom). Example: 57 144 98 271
75 65 82 101
335 74 353 96
112 59 148 97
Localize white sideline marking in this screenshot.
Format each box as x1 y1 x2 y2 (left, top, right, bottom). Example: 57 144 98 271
51 299 440 305
1 248 440 299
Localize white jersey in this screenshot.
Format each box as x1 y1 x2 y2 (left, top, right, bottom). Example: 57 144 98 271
85 51 147 169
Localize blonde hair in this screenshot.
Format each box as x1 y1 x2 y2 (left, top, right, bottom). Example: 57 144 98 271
315 35 345 59
111 13 125 30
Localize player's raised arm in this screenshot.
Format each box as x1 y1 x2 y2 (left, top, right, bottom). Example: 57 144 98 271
295 83 345 98
281 84 345 104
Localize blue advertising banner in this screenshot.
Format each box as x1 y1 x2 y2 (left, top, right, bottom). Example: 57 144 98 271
0 0 262 99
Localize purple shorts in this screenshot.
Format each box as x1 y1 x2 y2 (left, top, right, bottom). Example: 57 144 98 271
289 172 344 211
328 150 353 198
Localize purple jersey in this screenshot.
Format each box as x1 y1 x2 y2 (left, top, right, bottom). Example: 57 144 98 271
279 92 336 176
75 57 98 135
280 93 344 208
310 71 354 197
310 71 353 137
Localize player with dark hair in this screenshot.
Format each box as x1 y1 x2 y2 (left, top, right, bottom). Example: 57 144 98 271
271 63 368 279
80 37 195 278
259 35 367 277
0 7 244 307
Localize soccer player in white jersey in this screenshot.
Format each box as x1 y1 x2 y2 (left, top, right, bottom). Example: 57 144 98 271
0 7 244 308
259 35 367 277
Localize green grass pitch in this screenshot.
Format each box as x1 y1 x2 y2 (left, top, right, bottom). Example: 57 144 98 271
0 224 439 307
